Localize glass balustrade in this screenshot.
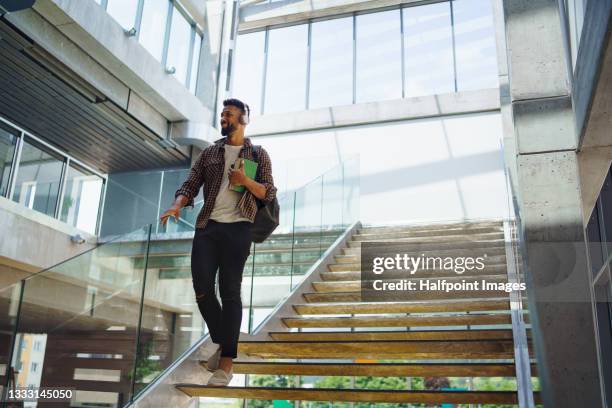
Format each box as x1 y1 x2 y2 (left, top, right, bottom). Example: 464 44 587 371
1 156 359 407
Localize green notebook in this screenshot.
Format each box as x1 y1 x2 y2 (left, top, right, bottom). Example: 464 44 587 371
230 157 258 193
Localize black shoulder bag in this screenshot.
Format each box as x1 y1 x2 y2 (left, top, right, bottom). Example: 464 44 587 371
250 146 280 243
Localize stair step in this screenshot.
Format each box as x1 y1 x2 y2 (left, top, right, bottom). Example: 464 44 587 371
353 226 504 240
321 268 507 281
303 290 508 302
199 360 536 377
312 275 509 293
269 329 520 341
345 239 506 251
327 256 506 276
293 299 510 315
238 339 518 359
353 229 505 241
334 246 507 264
176 385 536 405
282 313 513 328
349 231 504 245
358 220 503 234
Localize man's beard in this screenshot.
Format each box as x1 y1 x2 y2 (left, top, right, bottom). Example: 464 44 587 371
221 123 236 136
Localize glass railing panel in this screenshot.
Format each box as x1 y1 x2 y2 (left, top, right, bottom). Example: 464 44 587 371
157 201 204 235
132 232 206 396
342 156 360 228
321 164 345 241
293 176 324 288
0 281 23 398
247 192 296 332
100 176 162 237
8 224 151 407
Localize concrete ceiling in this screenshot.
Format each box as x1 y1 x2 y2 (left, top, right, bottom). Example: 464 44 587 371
0 17 190 174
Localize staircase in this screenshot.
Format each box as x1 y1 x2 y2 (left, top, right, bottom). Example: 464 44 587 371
175 219 540 405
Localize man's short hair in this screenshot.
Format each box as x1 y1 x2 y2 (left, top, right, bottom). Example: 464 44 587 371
223 98 250 117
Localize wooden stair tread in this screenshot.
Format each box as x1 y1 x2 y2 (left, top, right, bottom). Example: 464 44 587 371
346 239 506 250
351 231 504 242
302 290 510 302
282 313 514 328
312 275 510 293
199 360 537 377
176 385 538 404
269 329 522 341
327 262 507 270
238 339 521 359
293 299 510 314
320 264 508 282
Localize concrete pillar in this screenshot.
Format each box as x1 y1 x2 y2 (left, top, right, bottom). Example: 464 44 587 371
501 0 604 406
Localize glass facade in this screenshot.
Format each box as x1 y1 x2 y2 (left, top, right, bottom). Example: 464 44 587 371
189 33 202 93
309 17 353 108
565 0 588 70
356 10 403 103
232 0 498 114
0 123 18 197
167 8 193 85
139 0 170 61
60 164 104 234
98 0 203 93
106 0 139 29
586 164 612 404
232 31 266 115
453 0 499 91
402 1 454 96
12 138 64 218
264 24 309 114
0 117 106 234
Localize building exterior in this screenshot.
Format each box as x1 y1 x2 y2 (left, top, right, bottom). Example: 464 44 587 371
0 0 609 407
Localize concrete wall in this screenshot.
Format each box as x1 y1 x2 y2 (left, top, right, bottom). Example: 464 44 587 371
501 0 605 405
0 196 97 286
255 110 508 226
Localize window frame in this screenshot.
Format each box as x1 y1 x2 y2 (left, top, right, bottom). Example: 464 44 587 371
233 0 495 113
0 115 107 235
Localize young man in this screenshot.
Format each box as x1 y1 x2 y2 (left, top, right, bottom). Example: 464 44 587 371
159 98 276 386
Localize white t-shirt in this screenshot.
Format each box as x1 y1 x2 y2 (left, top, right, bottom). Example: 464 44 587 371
209 144 252 223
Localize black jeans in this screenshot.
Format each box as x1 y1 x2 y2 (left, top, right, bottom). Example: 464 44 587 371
191 220 252 358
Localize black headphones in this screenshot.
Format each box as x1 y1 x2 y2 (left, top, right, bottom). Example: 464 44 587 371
240 103 250 125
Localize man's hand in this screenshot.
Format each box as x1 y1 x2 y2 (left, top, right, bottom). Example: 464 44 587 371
229 160 247 187
159 206 181 226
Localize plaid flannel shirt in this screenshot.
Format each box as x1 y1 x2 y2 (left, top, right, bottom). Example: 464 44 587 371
174 136 277 230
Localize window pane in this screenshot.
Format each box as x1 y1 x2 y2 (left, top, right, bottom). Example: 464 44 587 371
453 0 498 91
60 165 104 234
264 24 308 114
309 17 353 109
232 31 266 115
403 2 455 97
167 8 193 85
0 123 18 197
139 0 169 61
106 0 139 29
189 33 202 93
12 138 64 218
356 10 402 103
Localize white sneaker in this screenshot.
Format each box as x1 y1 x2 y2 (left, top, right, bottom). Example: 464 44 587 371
207 368 233 386
204 346 221 372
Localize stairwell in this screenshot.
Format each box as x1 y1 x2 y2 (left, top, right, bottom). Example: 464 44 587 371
175 219 540 406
